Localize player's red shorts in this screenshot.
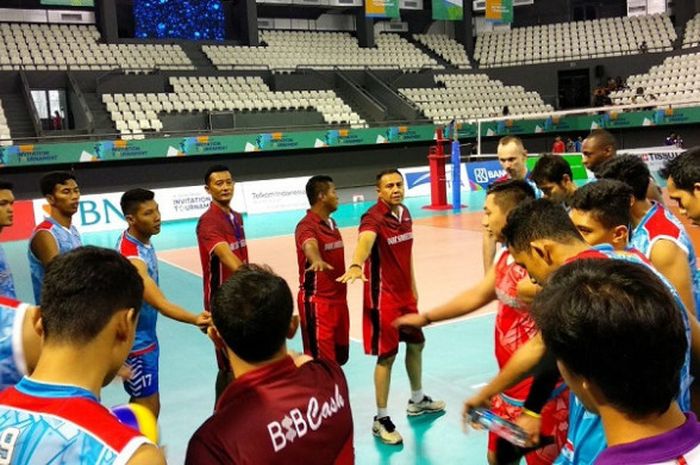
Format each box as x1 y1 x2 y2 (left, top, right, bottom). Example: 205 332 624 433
488 386 570 465
363 294 425 358
298 294 350 365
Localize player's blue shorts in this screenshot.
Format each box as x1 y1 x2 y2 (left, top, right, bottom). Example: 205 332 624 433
123 343 159 399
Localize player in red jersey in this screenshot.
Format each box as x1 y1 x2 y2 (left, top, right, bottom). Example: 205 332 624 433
396 180 568 465
186 265 353 465
196 165 249 399
0 246 165 465
295 175 349 365
338 169 444 445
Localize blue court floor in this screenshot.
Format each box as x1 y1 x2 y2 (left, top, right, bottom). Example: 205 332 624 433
4 192 502 465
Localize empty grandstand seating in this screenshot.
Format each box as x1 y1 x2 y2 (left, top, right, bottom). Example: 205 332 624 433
103 75 366 139
399 73 552 125
609 53 700 106
0 22 193 71
0 100 11 147
413 34 471 69
683 13 700 48
203 30 441 71
476 14 675 68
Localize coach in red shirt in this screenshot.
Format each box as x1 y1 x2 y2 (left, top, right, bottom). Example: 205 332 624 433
196 165 249 399
185 264 354 465
295 175 349 365
338 169 445 445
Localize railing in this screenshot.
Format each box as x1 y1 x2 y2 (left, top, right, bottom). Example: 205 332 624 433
475 43 674 69
473 97 700 155
67 71 94 133
18 70 42 139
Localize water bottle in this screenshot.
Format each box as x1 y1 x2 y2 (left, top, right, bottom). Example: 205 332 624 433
467 408 529 447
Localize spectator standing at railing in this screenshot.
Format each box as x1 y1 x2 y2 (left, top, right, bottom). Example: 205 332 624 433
552 137 565 154
666 132 684 148
52 111 62 130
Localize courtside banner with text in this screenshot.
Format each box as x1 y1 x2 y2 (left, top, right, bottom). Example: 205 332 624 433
32 185 247 234
619 146 685 187
465 160 506 191
399 164 470 198
241 176 308 214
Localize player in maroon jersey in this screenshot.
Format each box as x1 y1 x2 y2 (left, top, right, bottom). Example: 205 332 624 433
338 169 445 445
295 175 349 365
186 265 354 465
196 165 249 399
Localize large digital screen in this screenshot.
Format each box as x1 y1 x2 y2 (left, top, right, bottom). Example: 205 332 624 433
40 0 95 6
134 0 225 41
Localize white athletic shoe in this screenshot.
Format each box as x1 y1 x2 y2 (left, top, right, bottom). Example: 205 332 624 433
372 416 403 445
406 395 446 416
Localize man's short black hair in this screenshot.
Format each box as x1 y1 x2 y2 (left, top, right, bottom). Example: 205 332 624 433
596 155 650 200
41 246 143 344
375 169 402 187
40 171 77 197
586 129 617 152
486 179 536 211
570 179 633 229
212 264 293 363
0 181 13 191
533 259 687 418
306 175 334 206
120 188 155 216
660 147 700 192
531 154 573 185
503 199 583 253
204 165 231 185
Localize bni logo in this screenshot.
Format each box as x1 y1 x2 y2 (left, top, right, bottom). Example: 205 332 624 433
474 168 489 184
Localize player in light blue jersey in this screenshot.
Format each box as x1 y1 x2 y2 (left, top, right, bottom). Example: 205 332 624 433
28 171 82 304
0 247 165 465
662 146 700 228
531 154 577 209
534 259 696 465
117 189 210 418
0 181 16 298
598 155 700 317
464 200 695 465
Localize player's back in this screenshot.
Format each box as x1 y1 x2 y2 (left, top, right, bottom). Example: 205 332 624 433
631 202 700 310
0 297 28 389
0 377 151 465
28 218 82 303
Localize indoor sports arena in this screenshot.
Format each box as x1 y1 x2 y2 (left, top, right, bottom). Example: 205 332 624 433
1 0 700 464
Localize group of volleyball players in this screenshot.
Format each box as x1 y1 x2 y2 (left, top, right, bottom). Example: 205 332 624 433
1 132 700 464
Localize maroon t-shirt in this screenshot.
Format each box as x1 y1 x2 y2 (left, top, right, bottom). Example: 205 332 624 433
295 210 346 302
360 201 414 306
185 357 354 465
196 203 249 310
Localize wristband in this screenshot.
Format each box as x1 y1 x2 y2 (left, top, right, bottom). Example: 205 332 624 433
349 264 362 270
522 408 542 419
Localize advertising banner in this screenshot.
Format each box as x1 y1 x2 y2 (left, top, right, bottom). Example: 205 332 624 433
432 0 463 20
241 176 308 214
399 163 470 198
485 0 513 23
365 0 400 18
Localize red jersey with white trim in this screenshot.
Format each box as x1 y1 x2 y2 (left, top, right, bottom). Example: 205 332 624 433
185 357 354 465
295 210 346 302
360 201 414 306
196 203 248 310
493 248 538 400
0 377 151 464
